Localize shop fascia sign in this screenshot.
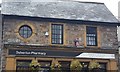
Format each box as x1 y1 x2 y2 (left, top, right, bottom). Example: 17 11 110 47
8 49 82 57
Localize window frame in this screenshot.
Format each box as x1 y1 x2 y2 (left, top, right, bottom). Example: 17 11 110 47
19 25 33 38
15 21 36 42
86 26 98 46
51 24 64 44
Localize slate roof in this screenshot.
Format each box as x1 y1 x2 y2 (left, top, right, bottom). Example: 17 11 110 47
1 0 119 23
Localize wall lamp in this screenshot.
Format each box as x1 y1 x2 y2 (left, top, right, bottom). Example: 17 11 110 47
45 32 49 37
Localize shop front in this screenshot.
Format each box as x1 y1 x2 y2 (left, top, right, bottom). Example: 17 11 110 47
15 58 108 72
6 57 116 72
5 47 117 72
6 49 117 72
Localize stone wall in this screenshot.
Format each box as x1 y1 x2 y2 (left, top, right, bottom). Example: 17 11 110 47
100 25 118 49
0 13 2 71
3 19 50 45
3 18 118 49
65 24 85 46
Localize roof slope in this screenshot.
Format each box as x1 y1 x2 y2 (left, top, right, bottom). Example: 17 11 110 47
1 0 119 22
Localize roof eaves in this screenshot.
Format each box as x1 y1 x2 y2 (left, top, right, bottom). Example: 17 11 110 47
2 14 120 25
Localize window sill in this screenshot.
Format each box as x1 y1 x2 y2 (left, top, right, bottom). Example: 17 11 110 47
85 46 100 48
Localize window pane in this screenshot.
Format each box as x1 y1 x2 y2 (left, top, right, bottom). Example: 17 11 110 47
16 60 31 71
38 61 51 72
81 62 89 72
99 63 107 72
86 26 97 46
51 24 63 44
19 25 32 38
59 61 70 71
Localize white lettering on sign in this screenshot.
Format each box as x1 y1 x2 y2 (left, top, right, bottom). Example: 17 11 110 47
16 51 46 55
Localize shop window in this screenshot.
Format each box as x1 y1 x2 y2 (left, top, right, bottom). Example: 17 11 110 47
99 63 107 72
81 62 89 72
38 61 51 72
51 24 63 44
16 60 31 71
59 61 70 72
86 26 97 46
19 25 32 38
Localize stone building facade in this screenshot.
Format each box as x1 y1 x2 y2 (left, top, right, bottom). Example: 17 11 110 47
3 18 118 49
1 0 120 72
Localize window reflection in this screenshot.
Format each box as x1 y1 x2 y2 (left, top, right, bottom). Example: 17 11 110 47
16 60 31 71
81 62 89 72
59 61 70 72
38 61 51 72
